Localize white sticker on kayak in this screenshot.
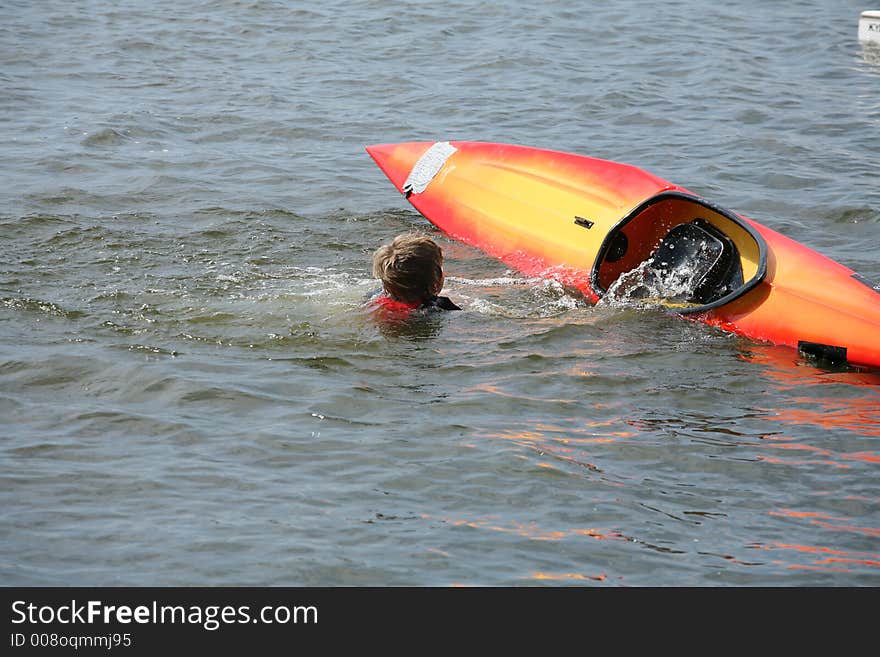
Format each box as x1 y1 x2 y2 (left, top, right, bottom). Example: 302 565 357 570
402 141 457 195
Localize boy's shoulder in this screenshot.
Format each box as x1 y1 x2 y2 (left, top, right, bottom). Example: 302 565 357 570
422 296 461 311
366 293 460 314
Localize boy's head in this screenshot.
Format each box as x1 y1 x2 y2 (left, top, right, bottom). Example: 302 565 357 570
372 233 445 304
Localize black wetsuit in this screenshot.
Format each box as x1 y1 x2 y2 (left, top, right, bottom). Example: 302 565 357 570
421 295 461 311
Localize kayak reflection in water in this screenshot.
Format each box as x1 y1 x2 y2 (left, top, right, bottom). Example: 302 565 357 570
367 233 461 316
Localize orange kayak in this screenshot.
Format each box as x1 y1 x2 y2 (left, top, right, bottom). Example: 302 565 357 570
366 141 880 370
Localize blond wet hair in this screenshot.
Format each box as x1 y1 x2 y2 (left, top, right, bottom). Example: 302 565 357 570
372 233 445 305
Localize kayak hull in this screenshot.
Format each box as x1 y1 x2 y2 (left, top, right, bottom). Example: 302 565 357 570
366 141 880 370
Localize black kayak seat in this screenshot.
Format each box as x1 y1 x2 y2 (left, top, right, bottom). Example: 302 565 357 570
647 218 744 304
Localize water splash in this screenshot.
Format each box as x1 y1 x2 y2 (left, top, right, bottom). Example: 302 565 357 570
446 275 582 318
600 250 712 309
